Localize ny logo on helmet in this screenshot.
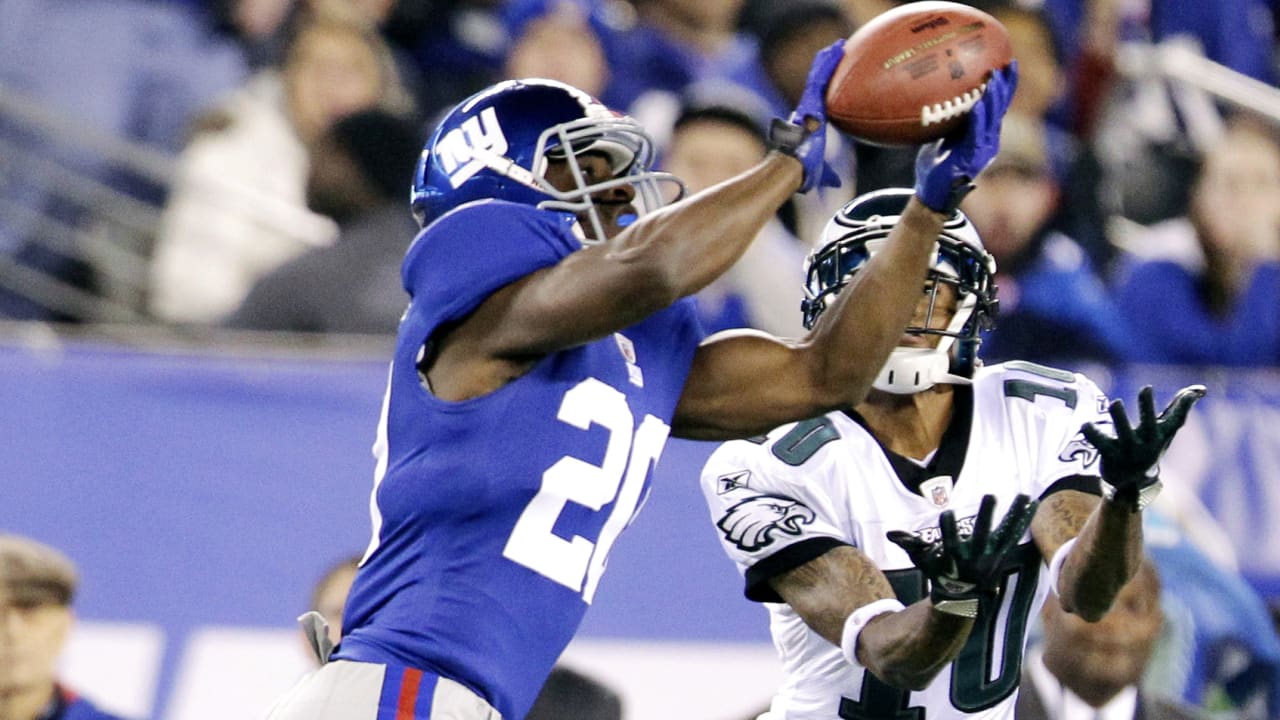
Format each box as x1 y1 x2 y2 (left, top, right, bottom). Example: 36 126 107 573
435 107 509 189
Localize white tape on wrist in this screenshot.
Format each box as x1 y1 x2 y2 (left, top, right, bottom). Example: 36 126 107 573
1047 537 1078 597
840 598 907 667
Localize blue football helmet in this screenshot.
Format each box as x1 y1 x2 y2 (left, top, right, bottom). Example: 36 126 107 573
802 188 999 393
410 78 683 242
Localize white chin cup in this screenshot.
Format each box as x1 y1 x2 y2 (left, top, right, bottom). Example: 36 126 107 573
873 346 954 394
872 290 978 394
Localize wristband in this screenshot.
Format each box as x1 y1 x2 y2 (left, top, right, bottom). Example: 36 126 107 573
840 598 906 666
931 597 980 617
1047 537 1078 597
1100 465 1162 512
767 118 808 157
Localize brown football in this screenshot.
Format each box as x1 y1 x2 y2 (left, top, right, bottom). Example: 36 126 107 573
824 1 1012 146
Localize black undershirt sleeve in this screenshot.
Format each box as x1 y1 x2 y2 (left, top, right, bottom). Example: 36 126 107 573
744 536 851 603
1040 473 1102 501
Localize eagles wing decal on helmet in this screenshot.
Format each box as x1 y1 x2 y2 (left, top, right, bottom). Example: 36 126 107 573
717 495 816 552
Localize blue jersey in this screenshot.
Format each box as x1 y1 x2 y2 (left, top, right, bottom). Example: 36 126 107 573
334 200 704 719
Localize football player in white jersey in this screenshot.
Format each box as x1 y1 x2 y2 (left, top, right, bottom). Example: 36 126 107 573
699 188 1206 720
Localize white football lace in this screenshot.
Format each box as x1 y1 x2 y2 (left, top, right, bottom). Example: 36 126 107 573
920 81 988 127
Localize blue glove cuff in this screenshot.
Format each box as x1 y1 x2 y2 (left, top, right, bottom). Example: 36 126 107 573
769 118 839 194
915 176 973 215
914 141 975 214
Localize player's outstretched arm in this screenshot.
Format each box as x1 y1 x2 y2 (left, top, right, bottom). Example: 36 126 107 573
470 41 844 367
847 494 1039 689
672 65 1019 440
601 37 846 281
1032 384 1206 621
769 545 971 691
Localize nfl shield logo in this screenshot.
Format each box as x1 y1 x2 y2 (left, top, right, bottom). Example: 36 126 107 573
614 333 643 387
931 485 947 506
614 333 637 363
920 476 954 508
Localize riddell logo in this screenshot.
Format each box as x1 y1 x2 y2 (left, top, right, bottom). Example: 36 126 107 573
910 16 950 33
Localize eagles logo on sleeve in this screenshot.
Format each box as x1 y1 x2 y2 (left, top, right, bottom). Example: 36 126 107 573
717 494 816 552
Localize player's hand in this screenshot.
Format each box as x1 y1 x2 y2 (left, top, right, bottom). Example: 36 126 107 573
1082 384 1206 512
913 61 1018 214
769 39 844 193
886 493 1037 617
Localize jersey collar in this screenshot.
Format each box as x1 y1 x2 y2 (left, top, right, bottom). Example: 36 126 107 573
845 384 974 498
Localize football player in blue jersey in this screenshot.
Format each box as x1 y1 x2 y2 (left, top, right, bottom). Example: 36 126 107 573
0 535 129 720
699 188 1207 719
269 43 1023 720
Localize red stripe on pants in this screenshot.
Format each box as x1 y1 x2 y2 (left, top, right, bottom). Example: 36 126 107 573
395 668 424 720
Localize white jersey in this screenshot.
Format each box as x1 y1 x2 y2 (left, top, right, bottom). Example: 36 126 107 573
699 361 1111 720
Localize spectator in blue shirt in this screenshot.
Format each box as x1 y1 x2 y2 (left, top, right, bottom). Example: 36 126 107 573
962 112 1139 367
1114 115 1280 366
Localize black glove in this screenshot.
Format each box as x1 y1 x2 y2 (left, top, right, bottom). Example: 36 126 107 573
1081 384 1206 512
887 494 1038 617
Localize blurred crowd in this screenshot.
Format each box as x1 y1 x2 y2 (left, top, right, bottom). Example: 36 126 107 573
0 0 1275 368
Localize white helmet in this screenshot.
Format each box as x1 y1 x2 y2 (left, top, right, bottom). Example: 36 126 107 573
802 188 999 394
